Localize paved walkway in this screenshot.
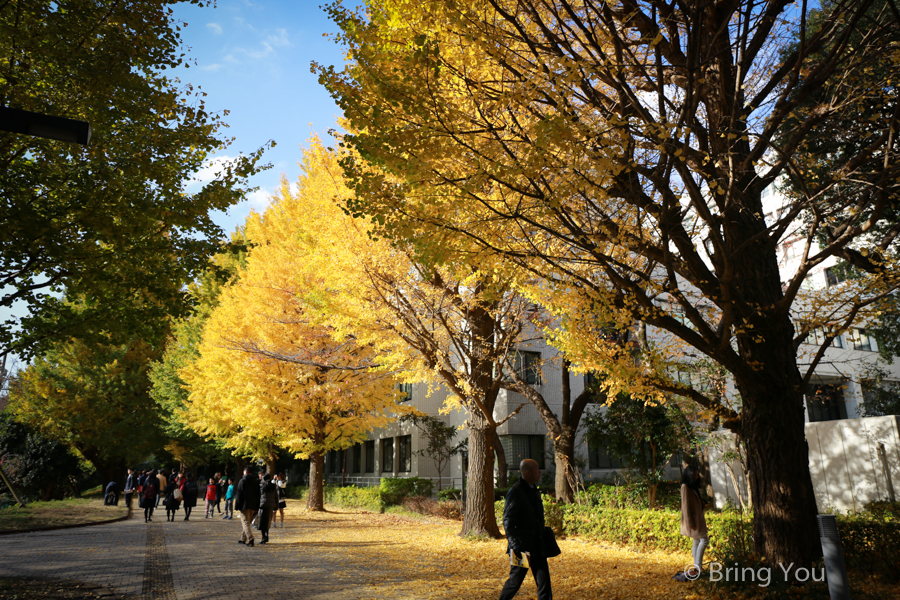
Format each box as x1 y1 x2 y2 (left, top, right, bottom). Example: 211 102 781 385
0 509 375 600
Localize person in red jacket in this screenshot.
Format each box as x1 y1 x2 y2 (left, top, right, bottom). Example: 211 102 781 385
205 478 218 518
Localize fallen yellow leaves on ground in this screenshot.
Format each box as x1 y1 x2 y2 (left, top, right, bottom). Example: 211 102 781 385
271 503 694 600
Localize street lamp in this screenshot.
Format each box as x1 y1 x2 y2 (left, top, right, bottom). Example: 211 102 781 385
0 106 91 145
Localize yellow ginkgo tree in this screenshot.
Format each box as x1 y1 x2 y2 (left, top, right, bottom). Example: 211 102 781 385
181 181 401 511
266 139 549 536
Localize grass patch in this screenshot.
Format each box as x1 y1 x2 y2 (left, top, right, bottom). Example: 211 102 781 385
0 497 128 533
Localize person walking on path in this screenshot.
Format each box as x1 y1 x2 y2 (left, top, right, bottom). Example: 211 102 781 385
223 479 235 520
142 470 159 522
162 480 181 521
258 474 278 544
214 473 224 515
124 468 137 510
498 459 553 600
274 473 287 528
155 470 167 508
205 478 217 518
233 465 261 547
182 474 199 521
675 466 709 582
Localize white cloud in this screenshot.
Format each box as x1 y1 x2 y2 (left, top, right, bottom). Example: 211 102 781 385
221 24 291 62
202 63 222 72
246 188 272 209
185 156 235 192
206 22 223 34
267 28 291 48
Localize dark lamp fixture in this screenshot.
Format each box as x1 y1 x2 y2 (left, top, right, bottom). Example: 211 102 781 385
0 106 91 145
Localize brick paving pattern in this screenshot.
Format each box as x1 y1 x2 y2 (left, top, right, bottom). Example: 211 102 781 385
142 524 174 600
0 510 383 600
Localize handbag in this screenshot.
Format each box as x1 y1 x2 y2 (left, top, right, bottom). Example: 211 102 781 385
542 526 562 558
174 488 183 501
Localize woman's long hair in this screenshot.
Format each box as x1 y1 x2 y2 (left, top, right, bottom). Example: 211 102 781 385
682 466 705 505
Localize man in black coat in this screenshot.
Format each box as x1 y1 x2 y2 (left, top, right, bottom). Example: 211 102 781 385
233 465 261 547
124 468 137 510
498 458 552 600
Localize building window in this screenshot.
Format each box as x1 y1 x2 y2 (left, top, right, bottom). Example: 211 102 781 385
498 434 546 470
509 350 542 385
825 266 848 287
352 444 362 474
587 439 623 469
365 440 375 473
398 435 412 472
381 438 394 473
398 382 413 402
328 449 341 474
848 328 875 352
806 383 848 422
806 327 844 348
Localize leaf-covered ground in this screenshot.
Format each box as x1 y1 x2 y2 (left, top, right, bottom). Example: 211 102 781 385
274 504 899 600
0 498 127 533
275 504 692 600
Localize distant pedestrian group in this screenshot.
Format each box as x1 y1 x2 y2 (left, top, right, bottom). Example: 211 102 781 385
121 466 287 543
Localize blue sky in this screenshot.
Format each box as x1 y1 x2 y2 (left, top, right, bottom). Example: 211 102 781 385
171 0 352 235
0 2 353 370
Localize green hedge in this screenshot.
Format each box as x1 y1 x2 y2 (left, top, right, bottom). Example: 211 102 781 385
293 485 384 511
379 477 433 505
838 509 900 582
497 495 899 582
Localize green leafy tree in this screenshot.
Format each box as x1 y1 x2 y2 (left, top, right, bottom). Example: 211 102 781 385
0 412 84 501
584 394 693 508
149 233 250 471
400 413 466 492
0 0 270 360
8 335 165 481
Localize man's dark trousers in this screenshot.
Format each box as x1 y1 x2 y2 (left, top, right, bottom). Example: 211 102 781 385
498 554 552 600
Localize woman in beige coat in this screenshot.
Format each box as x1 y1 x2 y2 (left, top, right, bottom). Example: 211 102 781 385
679 466 709 579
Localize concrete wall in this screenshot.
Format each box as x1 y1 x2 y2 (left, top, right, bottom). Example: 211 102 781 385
806 415 900 513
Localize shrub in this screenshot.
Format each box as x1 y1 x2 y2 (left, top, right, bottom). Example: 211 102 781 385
579 481 681 510
838 510 900 583
293 485 383 511
438 487 462 501
400 496 463 520
379 477 433 506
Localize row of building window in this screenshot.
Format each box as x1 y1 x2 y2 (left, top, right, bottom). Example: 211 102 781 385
795 324 878 352
328 435 413 475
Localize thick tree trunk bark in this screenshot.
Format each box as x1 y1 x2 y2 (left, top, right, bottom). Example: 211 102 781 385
266 444 276 476
726 193 821 570
739 375 821 571
553 432 576 503
307 451 325 511
697 446 715 505
461 413 502 538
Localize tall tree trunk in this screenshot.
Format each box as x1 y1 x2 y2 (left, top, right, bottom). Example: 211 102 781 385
697 446 715 505
493 430 508 488
553 431 576 503
266 444 276 476
307 451 325 511
461 413 502 538
727 199 821 569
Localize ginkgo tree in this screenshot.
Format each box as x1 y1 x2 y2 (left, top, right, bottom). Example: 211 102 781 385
318 0 900 568
266 140 550 536
181 187 402 511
